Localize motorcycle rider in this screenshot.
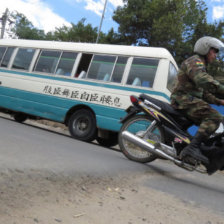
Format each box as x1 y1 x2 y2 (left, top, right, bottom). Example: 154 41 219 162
171 36 224 165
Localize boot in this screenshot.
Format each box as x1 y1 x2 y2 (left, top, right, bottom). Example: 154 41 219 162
205 148 224 175
180 132 209 165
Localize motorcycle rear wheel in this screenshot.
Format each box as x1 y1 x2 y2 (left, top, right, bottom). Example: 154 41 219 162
119 115 164 163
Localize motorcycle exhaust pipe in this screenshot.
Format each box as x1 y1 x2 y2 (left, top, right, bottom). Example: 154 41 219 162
122 131 182 164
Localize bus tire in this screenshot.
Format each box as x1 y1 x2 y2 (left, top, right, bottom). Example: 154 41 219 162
68 109 97 142
14 113 27 123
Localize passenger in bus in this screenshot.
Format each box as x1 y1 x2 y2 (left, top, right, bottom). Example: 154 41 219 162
64 72 71 76
132 77 141 86
103 73 110 81
142 80 150 87
42 66 50 73
170 36 224 164
56 68 65 75
78 71 86 79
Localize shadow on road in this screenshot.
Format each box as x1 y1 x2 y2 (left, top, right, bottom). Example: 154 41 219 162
144 161 224 194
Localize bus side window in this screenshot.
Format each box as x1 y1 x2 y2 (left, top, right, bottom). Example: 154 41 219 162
111 56 128 83
34 50 61 74
55 51 77 77
75 53 92 78
167 62 178 92
87 55 116 81
0 47 15 68
126 57 159 88
12 48 35 70
0 47 7 65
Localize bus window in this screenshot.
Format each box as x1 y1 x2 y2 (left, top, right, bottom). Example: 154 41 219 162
75 53 93 78
0 47 7 64
87 55 116 81
0 47 15 68
167 62 178 92
111 56 128 83
12 48 35 70
126 58 159 88
34 50 61 74
55 51 77 76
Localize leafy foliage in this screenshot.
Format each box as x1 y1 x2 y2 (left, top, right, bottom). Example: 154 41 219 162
4 1 224 70
113 0 224 65
9 13 98 43
49 18 98 43
11 12 45 40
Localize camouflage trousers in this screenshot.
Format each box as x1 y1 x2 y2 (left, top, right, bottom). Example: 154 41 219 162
179 101 223 136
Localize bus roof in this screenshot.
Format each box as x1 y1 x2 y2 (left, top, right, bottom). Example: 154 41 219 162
0 39 177 67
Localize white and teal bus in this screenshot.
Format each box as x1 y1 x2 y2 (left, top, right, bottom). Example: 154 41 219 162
0 39 178 147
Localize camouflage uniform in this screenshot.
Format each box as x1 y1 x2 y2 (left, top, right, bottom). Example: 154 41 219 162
171 54 223 136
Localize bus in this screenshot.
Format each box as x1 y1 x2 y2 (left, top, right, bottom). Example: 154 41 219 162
0 39 178 147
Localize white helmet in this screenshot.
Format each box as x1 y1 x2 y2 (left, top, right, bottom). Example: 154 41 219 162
194 36 224 55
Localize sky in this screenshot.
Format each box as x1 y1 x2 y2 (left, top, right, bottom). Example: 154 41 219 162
0 0 224 35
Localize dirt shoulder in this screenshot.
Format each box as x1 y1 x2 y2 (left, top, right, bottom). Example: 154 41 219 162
0 169 223 224
0 113 224 224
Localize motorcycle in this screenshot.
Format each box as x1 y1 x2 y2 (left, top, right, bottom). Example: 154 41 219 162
119 94 224 175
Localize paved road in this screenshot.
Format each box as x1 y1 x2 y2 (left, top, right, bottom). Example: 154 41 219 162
0 115 147 175
142 161 224 216
0 115 224 216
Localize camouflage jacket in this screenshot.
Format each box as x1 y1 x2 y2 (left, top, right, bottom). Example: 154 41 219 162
171 54 222 109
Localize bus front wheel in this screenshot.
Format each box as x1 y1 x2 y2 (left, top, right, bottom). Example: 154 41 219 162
68 109 97 142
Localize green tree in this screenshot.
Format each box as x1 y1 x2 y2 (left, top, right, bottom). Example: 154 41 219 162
99 28 124 44
113 0 191 46
50 18 98 43
10 14 99 43
8 3 224 71
112 0 224 65
11 12 45 40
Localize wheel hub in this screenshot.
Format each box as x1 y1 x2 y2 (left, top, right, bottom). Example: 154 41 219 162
77 119 88 131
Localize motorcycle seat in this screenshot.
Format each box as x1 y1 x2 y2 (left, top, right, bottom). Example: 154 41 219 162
139 94 193 129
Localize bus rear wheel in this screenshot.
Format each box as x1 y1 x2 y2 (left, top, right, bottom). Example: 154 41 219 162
68 109 97 142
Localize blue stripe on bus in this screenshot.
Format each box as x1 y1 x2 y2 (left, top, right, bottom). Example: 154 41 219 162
0 86 125 131
0 68 170 101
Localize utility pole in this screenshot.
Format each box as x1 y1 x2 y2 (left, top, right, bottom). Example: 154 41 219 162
0 8 9 39
96 0 108 43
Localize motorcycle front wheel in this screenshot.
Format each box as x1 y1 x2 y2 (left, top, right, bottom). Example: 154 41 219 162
119 115 164 163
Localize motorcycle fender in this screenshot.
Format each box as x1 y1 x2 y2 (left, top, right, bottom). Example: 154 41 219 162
120 106 141 124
